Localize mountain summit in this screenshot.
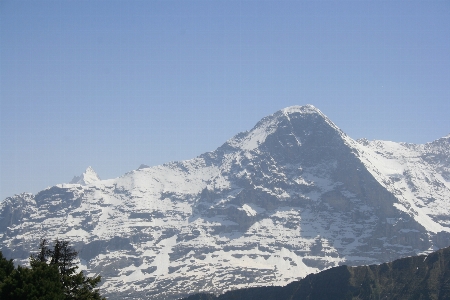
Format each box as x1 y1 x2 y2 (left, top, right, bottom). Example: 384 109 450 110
223 104 344 153
69 166 100 185
1 105 449 300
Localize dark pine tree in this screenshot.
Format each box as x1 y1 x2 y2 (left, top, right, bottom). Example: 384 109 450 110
0 239 105 300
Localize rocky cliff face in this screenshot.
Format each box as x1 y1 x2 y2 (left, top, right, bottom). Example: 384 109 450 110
1 105 449 299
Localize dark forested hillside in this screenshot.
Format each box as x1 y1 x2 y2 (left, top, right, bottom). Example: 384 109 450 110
182 246 450 300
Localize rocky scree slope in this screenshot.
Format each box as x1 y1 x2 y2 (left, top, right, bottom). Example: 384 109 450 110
1 105 449 299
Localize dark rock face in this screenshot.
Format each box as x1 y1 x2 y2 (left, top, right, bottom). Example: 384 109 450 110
0 105 449 300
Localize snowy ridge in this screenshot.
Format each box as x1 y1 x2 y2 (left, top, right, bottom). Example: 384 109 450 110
1 105 449 300
353 138 450 233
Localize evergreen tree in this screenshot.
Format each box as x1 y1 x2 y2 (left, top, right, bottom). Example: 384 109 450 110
0 259 64 300
0 239 105 300
31 238 52 263
0 252 14 283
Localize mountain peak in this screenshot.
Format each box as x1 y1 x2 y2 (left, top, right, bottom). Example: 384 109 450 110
224 105 343 152
69 166 100 185
1 105 450 300
281 104 320 115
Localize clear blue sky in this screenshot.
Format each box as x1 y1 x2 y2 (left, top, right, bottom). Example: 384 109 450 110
1 0 449 200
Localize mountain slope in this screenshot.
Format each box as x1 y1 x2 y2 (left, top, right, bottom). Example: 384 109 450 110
1 105 449 299
182 245 450 300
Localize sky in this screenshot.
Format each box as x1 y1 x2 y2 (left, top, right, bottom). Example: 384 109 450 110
1 0 449 201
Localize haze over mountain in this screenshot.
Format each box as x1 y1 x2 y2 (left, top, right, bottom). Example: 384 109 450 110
1 105 449 300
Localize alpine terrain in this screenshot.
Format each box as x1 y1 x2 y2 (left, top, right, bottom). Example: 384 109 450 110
1 105 449 299
182 245 450 300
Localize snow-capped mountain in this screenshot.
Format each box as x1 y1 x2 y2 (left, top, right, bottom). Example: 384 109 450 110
69 166 101 185
1 105 449 300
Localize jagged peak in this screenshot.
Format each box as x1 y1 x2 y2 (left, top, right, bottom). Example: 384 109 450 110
70 166 100 185
223 105 345 152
